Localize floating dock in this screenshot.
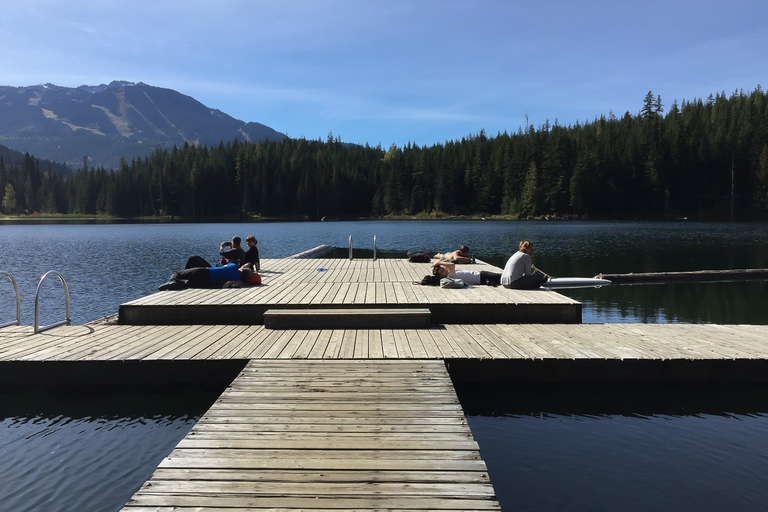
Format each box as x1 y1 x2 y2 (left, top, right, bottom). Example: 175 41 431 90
119 257 582 325
3 254 768 511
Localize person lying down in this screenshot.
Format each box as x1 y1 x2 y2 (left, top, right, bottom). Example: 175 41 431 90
158 255 261 291
420 260 501 286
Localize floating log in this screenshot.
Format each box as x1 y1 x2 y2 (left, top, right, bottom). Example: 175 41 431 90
595 268 768 284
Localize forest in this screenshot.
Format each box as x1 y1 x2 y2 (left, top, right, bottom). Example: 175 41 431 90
2 87 767 220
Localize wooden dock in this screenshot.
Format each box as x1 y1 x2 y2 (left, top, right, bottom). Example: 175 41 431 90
3 255 768 511
3 322 768 365
119 258 581 325
123 359 499 511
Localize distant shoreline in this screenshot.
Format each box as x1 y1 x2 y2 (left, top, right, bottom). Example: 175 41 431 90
0 212 743 223
0 212 535 223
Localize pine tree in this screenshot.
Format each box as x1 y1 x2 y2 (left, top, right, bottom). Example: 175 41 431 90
2 183 17 214
521 162 540 217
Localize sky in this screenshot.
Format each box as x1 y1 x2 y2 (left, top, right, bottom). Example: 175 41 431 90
2 0 767 149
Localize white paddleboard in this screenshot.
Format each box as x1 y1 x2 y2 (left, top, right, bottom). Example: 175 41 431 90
541 277 612 289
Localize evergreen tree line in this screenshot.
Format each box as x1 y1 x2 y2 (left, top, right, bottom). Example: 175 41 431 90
2 87 767 219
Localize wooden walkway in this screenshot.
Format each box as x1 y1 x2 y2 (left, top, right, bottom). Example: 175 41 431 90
123 359 499 511
3 323 768 363
119 258 581 325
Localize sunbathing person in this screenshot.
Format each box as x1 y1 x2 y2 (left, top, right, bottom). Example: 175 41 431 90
158 260 257 290
433 245 472 263
421 260 501 286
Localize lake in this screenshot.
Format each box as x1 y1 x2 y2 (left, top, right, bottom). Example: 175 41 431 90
0 383 226 512
1 219 768 511
2 219 768 325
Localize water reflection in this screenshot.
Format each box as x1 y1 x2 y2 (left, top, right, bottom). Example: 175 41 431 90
0 385 223 512
568 280 768 324
1 220 767 324
458 384 768 512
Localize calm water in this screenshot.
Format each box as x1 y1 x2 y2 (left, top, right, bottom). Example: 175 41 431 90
0 384 223 512
1 219 767 325
1 220 768 511
458 384 768 512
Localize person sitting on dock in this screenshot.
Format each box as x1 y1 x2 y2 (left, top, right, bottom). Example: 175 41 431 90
158 260 256 290
501 241 548 289
421 260 501 286
433 245 472 263
244 235 260 271
219 236 245 266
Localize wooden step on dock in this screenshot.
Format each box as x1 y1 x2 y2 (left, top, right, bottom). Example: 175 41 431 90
122 359 500 511
263 307 431 329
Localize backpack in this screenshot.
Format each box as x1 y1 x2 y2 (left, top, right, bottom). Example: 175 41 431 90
408 253 431 263
440 277 465 288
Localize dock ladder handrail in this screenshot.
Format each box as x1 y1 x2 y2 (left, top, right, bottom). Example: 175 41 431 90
348 235 378 260
0 272 21 329
34 271 71 334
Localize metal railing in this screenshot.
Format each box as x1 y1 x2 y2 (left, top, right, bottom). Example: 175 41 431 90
0 272 21 329
34 271 71 334
348 235 378 261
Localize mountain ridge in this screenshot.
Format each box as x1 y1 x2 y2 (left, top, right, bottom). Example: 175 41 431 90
0 81 286 169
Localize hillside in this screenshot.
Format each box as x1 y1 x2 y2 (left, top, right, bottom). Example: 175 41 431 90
0 144 72 176
0 81 286 169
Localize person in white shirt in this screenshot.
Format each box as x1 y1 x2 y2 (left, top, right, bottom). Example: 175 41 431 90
423 260 501 286
500 241 548 289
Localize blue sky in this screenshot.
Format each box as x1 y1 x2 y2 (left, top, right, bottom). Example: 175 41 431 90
2 0 766 148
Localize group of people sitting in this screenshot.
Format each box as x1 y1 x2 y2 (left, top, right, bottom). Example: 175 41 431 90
158 235 262 291
219 235 260 270
422 240 548 289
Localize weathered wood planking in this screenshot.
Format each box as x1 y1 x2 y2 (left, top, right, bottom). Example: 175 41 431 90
4 323 768 362
121 359 500 511
119 258 582 325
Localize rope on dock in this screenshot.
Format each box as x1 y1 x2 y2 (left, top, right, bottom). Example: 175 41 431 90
596 268 768 284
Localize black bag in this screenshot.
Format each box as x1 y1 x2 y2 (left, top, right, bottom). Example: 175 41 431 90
408 252 431 263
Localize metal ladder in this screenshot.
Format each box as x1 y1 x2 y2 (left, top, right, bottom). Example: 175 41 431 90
348 235 377 260
1 271 72 333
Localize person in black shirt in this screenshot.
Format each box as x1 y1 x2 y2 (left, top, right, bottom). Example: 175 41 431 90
244 235 260 271
219 236 245 266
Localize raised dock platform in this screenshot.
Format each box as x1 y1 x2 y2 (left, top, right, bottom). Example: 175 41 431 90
119 258 582 325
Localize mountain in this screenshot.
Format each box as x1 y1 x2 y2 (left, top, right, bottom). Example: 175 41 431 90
0 81 287 169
